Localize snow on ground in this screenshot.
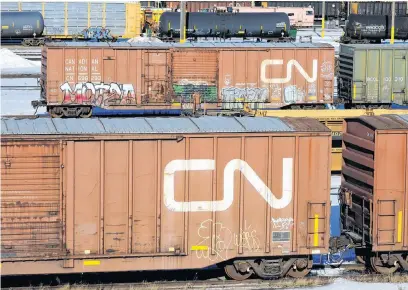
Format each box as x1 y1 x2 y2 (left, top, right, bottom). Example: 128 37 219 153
0 48 41 75
1 78 46 116
299 278 408 290
128 36 163 43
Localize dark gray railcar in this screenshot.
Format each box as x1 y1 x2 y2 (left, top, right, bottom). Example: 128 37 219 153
1 11 44 39
159 11 290 38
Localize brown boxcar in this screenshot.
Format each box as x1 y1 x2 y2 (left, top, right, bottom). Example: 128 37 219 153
1 116 331 278
338 114 408 273
39 42 335 117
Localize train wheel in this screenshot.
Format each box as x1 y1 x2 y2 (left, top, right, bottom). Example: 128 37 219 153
356 256 366 264
224 263 252 281
79 107 93 118
286 258 312 278
49 107 63 118
370 256 399 274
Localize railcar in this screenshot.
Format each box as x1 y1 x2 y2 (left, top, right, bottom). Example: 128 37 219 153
0 116 332 279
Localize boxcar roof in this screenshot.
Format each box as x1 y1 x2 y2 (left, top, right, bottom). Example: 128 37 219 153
44 41 334 49
1 116 329 135
340 43 408 50
347 114 408 130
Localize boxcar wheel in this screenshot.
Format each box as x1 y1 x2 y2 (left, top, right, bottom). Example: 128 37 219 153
370 256 399 274
356 256 365 264
286 258 312 278
224 264 252 281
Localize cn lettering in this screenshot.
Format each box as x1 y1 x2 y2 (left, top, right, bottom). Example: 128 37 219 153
261 59 318 84
164 158 293 212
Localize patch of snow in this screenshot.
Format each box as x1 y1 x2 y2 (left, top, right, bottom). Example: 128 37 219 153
0 48 40 69
299 278 408 290
1 87 45 116
127 36 163 43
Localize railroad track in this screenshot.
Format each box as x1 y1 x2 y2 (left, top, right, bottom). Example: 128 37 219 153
4 264 398 290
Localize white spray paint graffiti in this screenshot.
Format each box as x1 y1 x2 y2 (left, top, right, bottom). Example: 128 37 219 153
320 61 334 80
194 219 261 261
221 87 269 103
60 82 136 107
261 59 318 84
272 217 294 231
163 158 293 212
284 85 306 103
224 74 232 86
271 84 282 100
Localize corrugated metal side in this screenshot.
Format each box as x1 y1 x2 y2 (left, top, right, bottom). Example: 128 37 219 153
1 141 62 258
172 50 218 103
338 45 408 105
340 117 375 245
218 46 335 109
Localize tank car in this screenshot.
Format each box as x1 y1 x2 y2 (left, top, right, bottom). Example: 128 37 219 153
1 11 45 43
341 14 408 44
158 12 291 41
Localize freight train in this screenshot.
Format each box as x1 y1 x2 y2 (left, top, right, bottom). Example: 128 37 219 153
2 114 408 278
341 14 408 44
158 11 292 41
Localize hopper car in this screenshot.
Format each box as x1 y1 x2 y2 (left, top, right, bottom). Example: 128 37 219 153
330 114 408 274
341 14 408 44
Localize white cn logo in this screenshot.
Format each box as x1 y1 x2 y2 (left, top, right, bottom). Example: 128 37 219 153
261 59 318 84
164 158 293 212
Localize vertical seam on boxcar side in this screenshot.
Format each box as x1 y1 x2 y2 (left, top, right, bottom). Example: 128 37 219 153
156 140 162 253
128 140 133 254
265 136 273 253
100 141 105 255
293 135 299 251
184 137 190 254
238 136 245 255
211 137 217 256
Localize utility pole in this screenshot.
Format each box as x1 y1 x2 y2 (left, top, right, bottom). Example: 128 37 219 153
391 1 395 44
180 1 186 43
322 1 325 38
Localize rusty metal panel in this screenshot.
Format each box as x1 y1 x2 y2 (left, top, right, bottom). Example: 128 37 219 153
73 141 101 255
372 133 406 251
172 50 218 103
143 50 169 103
1 141 62 258
103 141 129 255
132 141 158 254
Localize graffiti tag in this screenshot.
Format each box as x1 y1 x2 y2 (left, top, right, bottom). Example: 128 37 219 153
194 219 260 262
60 82 136 107
163 158 293 212
261 59 318 84
272 217 294 230
221 87 269 103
